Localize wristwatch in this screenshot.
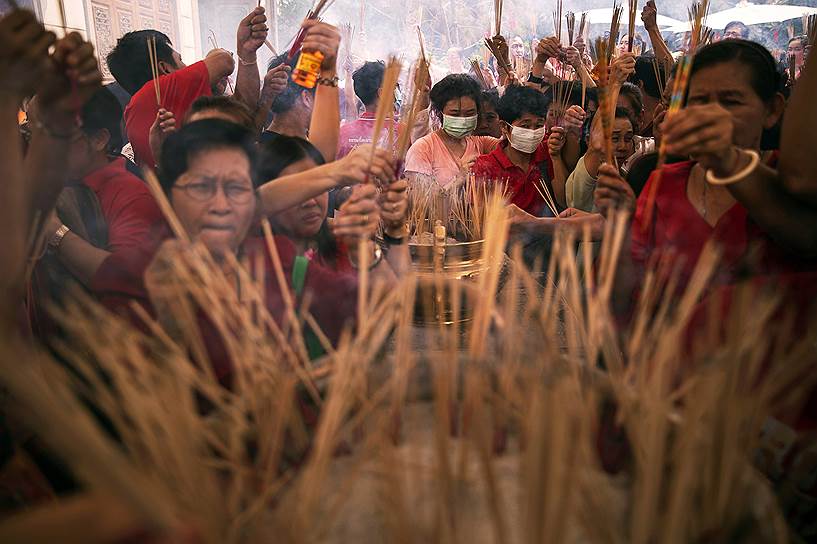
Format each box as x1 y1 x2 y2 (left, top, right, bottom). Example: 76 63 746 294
317 75 340 87
382 232 406 246
48 224 70 252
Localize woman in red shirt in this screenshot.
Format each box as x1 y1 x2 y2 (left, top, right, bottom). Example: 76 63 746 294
595 40 817 538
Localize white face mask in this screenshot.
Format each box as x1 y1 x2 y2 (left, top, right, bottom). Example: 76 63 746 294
508 125 546 154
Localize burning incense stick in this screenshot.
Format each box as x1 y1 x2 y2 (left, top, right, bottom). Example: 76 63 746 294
494 0 504 37
608 3 623 55
470 58 489 90
578 12 588 43
628 0 638 52
566 12 576 46
147 36 162 107
553 0 563 44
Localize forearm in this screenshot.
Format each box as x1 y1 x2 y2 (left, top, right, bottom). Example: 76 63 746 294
309 74 340 162
258 163 339 215
383 243 410 276
255 91 276 133
779 49 817 204
0 97 27 312
234 57 261 111
728 163 817 257
53 232 111 288
647 28 673 68
24 116 74 234
551 156 569 209
563 132 581 171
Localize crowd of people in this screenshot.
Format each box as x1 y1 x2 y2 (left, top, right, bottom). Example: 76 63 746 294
0 0 816 540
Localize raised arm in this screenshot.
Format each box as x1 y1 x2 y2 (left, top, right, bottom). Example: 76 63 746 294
257 144 395 216
302 20 341 162
255 63 290 132
233 7 267 112
25 33 102 242
641 1 673 69
0 9 54 319
203 48 236 86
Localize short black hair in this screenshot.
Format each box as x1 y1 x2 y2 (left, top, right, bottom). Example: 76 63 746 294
268 54 316 115
106 30 175 95
788 35 806 47
480 89 500 112
632 55 667 99
352 61 386 107
724 21 750 39
188 95 255 130
618 82 644 115
257 133 325 181
429 74 482 120
81 87 124 154
691 39 781 102
496 85 547 123
158 119 258 194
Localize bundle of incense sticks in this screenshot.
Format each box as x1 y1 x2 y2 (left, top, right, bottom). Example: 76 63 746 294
147 36 162 107
484 37 512 78
566 12 576 45
470 58 490 90
494 0 504 37
807 14 817 46
552 79 576 127
651 57 666 99
396 58 429 168
286 0 338 61
789 54 798 85
534 178 560 217
553 0 563 44
594 38 615 165
578 12 588 43
628 0 638 52
367 57 401 165
642 0 709 230
608 3 623 55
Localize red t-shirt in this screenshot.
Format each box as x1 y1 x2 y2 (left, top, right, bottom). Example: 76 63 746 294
83 157 163 251
90 230 358 384
124 61 212 167
471 140 555 216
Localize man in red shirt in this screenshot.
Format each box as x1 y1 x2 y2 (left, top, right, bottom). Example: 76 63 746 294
106 7 269 167
472 85 554 216
37 88 162 290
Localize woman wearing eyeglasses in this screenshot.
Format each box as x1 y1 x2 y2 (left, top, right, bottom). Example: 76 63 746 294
92 118 397 383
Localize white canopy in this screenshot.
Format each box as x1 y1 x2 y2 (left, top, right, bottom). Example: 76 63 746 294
580 7 684 28
665 1 817 32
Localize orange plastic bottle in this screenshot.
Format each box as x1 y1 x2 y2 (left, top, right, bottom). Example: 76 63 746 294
292 50 324 88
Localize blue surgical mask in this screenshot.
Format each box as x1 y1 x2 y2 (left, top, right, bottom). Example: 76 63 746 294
442 114 478 139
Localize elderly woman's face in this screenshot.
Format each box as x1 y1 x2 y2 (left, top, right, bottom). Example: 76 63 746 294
170 147 256 259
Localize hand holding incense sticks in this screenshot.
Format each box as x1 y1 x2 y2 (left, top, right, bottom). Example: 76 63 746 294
593 38 616 166
485 35 513 78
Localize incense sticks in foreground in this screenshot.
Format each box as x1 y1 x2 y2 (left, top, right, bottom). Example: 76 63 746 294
2 200 808 543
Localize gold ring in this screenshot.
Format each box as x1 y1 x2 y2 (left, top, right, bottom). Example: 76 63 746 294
362 214 368 224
